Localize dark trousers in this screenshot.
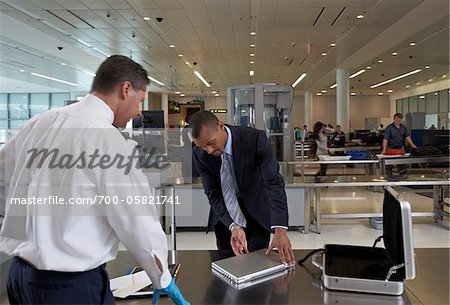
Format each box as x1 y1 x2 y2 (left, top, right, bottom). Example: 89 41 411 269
319 164 328 176
214 218 270 254
7 257 114 305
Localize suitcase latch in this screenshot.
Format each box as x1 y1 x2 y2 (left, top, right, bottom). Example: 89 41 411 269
385 263 404 281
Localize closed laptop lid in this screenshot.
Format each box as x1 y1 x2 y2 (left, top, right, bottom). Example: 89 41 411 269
211 249 287 284
383 186 415 280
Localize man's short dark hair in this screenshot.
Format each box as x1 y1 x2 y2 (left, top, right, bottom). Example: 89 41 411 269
91 55 149 94
189 111 219 138
394 113 403 119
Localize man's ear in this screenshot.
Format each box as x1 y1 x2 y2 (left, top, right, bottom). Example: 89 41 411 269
120 81 132 98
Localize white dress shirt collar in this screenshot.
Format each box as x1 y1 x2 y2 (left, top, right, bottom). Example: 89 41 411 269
223 125 233 156
81 94 115 125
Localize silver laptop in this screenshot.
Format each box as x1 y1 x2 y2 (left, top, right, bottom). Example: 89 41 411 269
212 268 289 290
211 249 288 284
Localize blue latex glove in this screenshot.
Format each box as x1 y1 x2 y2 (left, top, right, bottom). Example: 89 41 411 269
152 277 189 305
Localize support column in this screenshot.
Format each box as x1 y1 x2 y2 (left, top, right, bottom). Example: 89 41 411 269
304 91 313 129
336 69 349 132
161 93 169 128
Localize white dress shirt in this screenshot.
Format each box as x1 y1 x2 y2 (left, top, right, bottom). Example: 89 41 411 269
0 94 171 289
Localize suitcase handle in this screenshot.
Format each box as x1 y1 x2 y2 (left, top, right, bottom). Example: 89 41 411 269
311 253 323 270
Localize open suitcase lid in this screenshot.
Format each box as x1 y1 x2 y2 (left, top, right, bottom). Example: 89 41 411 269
383 186 416 280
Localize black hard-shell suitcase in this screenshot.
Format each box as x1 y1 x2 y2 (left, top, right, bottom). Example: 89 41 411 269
311 186 415 295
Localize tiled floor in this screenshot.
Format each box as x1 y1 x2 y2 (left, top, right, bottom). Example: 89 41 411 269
169 186 450 250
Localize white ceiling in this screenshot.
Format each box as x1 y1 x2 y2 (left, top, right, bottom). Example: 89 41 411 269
0 0 448 96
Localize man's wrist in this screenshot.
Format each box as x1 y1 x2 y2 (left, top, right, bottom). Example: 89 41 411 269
229 222 242 232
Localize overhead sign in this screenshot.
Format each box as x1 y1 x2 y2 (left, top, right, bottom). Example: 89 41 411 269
210 109 227 113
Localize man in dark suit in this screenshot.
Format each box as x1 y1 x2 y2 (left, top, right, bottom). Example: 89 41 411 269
190 111 295 265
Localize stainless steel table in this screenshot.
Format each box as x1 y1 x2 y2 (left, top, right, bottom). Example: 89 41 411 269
110 249 449 305
291 175 450 233
281 159 379 177
380 155 449 175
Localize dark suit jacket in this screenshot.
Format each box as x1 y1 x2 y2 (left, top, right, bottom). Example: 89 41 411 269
193 125 288 232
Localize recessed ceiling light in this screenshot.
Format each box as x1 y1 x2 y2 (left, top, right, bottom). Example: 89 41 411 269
406 85 410 88
419 95 425 99
250 31 256 36
214 93 220 97
387 89 393 93
392 52 398 56
212 91 218 94
378 92 383 95
178 54 183 57
316 92 322 96
250 44 255 48
61 62 66 65
250 61 254 64
356 14 364 19
416 82 420 85
143 16 150 21
366 66 371 70
378 59 383 63
175 91 180 94
250 53 255 57
19 69 25 72
442 75 447 78
351 92 356 96
434 92 439 96
428 79 433 82
249 70 254 76
180 94 185 97
321 90 327 93
425 65 430 69
321 52 327 56
169 44 175 48
330 43 336 47
409 42 416 46
185 62 190 65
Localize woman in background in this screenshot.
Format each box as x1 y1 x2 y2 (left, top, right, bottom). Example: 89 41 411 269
311 121 334 176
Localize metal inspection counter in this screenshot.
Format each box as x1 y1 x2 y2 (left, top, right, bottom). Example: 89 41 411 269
290 175 449 233
111 249 449 305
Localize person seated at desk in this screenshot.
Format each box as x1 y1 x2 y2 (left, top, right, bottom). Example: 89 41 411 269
311 121 335 176
331 125 346 147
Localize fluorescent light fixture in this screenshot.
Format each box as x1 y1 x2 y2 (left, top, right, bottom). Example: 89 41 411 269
61 62 66 66
178 54 183 57
330 83 337 89
250 53 255 57
250 31 256 36
292 72 307 88
175 91 180 94
366 66 371 70
350 92 356 96
425 65 430 69
180 94 185 97
321 52 327 56
250 61 254 64
321 90 327 93
349 69 366 79
442 75 447 78
416 82 420 85
392 52 398 56
185 61 189 65
212 91 218 94
30 72 77 86
406 85 410 88
214 93 219 97
250 44 255 48
370 69 422 88
169 44 175 48
434 92 438 95
387 89 393 93
428 78 433 82
194 70 211 87
419 95 425 99
316 92 322 96
249 70 254 76
357 14 364 19
330 43 336 47
83 70 96 77
143 16 150 21
378 92 383 95
409 42 416 46
19 69 25 72
147 76 166 87
377 59 383 63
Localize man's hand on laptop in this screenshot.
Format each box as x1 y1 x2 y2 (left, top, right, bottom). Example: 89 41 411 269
230 225 249 255
266 228 295 265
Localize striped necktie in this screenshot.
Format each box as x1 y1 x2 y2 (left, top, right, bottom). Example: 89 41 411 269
220 153 247 228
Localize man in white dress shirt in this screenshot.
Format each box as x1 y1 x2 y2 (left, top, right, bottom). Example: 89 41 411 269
0 55 188 304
